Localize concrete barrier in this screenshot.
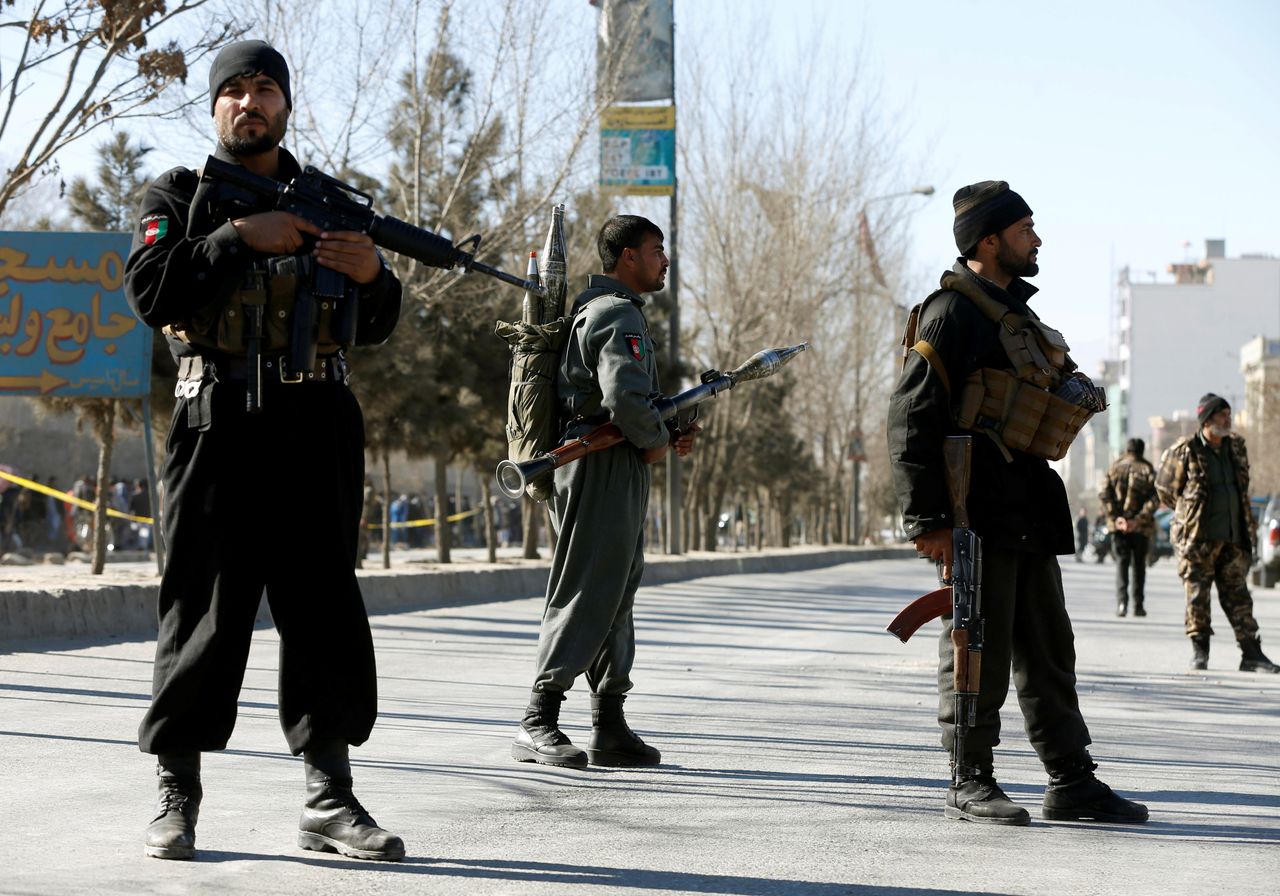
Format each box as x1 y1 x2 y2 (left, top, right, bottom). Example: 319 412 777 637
0 545 915 650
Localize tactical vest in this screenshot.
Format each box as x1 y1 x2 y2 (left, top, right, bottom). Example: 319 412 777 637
899 271 1094 462
164 255 346 357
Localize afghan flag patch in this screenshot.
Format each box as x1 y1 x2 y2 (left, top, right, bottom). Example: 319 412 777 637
141 214 168 245
625 333 645 361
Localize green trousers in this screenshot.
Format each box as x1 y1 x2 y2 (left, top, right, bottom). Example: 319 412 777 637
937 546 1092 768
531 444 651 695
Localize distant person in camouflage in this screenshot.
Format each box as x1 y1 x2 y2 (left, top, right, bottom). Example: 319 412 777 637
1156 393 1280 672
1099 438 1159 617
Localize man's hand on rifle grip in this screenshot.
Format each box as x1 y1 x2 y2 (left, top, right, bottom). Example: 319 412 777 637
672 421 701 458
914 528 953 582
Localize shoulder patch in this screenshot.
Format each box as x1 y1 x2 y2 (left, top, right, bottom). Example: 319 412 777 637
624 333 646 361
140 214 169 245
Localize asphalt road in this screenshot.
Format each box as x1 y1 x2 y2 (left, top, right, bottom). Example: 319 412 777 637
1 556 1277 895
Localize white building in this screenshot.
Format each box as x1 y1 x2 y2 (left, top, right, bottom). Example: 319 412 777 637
1112 240 1280 451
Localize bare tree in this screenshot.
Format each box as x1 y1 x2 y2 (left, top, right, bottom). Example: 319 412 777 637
0 0 237 219
677 8 928 549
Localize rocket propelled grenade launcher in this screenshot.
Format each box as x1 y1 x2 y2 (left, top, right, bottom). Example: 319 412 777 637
494 342 809 500
199 155 546 295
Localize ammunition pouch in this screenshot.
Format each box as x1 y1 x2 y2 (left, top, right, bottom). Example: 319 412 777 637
163 256 345 357
957 368 1092 462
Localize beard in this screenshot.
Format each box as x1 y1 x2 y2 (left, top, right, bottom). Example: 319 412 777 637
996 239 1039 278
1208 423 1232 438
217 109 288 157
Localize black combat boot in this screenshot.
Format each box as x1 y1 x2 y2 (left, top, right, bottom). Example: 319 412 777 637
1042 752 1148 823
1190 635 1210 670
512 690 588 768
945 765 1030 825
298 741 405 861
144 753 201 860
587 693 662 767
1239 638 1280 673
1132 599 1146 617
1116 600 1127 617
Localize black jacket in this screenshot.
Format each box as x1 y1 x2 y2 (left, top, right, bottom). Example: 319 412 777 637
887 260 1074 555
123 145 401 362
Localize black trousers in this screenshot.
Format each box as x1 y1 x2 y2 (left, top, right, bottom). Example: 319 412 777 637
1113 532 1149 606
138 376 376 756
937 546 1091 769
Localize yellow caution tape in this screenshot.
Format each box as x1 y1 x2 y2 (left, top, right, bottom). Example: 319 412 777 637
0 469 154 524
0 469 485 531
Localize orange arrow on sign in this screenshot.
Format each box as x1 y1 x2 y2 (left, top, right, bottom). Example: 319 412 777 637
0 370 71 394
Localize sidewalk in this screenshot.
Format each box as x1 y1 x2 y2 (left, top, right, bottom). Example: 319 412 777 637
1 555 1276 894
0 544 911 647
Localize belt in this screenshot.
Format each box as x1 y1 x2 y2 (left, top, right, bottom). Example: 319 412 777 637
175 352 348 387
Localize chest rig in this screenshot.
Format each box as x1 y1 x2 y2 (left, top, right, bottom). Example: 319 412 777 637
900 271 1097 462
165 166 360 413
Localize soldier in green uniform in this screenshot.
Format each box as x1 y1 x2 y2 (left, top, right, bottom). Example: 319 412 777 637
1156 394 1280 672
1099 438 1159 617
512 215 697 768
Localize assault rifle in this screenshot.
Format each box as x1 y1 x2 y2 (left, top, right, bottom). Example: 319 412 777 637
200 155 545 295
886 435 984 785
494 343 808 500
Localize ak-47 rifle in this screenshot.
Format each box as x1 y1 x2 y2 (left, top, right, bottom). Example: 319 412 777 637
887 435 984 784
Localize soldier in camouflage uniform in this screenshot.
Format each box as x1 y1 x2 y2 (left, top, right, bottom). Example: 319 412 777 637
1098 438 1159 617
1156 393 1280 672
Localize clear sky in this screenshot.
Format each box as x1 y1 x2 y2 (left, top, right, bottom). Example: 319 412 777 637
758 0 1280 374
8 0 1277 378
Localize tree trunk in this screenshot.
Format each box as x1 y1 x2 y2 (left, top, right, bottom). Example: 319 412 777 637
521 494 540 559
434 450 451 563
544 503 557 553
381 452 392 569
90 401 116 575
479 472 497 564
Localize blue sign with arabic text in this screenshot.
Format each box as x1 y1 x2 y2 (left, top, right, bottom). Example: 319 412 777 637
0 231 149 398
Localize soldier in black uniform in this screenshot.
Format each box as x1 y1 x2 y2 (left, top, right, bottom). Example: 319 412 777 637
125 41 458 862
888 181 1147 826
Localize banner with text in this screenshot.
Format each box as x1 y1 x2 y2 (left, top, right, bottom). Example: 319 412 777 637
0 231 149 397
600 104 675 196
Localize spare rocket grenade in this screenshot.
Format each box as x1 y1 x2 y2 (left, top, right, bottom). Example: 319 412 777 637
538 203 568 322
521 251 541 325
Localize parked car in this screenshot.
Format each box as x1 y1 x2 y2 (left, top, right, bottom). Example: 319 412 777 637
1148 508 1174 566
1251 494 1279 588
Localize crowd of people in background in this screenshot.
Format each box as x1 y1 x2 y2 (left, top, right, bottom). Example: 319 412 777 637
0 473 152 557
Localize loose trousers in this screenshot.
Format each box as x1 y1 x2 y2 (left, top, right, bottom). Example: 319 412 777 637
138 377 377 756
937 546 1091 768
532 444 650 696
1177 540 1260 641
1113 532 1149 607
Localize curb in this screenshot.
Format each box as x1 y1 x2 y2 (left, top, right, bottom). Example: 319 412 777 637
0 545 915 650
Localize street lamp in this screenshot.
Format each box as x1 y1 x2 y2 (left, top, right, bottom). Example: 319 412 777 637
848 184 934 546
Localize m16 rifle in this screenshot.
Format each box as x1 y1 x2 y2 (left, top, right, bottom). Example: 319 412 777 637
494 343 808 500
886 435 984 785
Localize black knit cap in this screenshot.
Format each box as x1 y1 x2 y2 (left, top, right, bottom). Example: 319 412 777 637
1197 393 1230 426
952 180 1033 256
208 40 291 115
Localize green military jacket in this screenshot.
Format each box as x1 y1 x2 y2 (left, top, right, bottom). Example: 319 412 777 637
1156 432 1256 555
558 274 668 451
1098 453 1159 536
